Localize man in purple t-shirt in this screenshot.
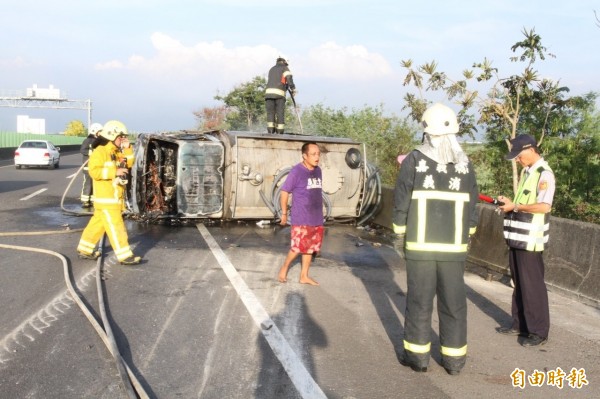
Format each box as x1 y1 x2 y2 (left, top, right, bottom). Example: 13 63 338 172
277 142 323 285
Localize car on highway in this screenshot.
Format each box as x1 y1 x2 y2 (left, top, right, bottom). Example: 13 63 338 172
14 140 61 169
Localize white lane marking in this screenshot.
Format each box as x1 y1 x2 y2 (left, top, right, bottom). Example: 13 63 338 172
20 188 47 201
66 173 77 179
0 264 98 364
196 224 327 399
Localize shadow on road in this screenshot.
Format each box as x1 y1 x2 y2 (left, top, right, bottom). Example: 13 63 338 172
255 290 327 398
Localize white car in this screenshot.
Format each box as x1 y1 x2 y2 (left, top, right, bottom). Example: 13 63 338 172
14 140 61 169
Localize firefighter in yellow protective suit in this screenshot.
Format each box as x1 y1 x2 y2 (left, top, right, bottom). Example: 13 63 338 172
76 120 141 265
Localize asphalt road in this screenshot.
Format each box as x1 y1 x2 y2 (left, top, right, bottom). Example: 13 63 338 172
0 153 599 398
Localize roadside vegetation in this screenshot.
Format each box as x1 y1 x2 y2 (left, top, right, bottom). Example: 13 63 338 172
197 29 599 224
63 120 87 136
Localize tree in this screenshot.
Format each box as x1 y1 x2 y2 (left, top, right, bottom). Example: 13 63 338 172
302 104 418 184
193 105 229 131
401 28 599 223
543 103 600 223
214 76 268 131
402 29 558 191
212 75 301 132
65 120 86 136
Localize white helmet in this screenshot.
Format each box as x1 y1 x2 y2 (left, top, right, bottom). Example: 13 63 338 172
90 122 103 136
421 103 459 135
99 120 128 141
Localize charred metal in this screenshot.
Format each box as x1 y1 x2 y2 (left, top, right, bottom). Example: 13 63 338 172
129 130 381 224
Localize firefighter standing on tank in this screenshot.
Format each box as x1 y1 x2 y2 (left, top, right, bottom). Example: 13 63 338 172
80 122 103 208
265 57 296 134
77 120 141 265
393 103 479 376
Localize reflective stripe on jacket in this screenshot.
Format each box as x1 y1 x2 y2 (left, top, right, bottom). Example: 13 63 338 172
393 150 479 261
88 142 134 210
503 164 552 251
265 63 295 99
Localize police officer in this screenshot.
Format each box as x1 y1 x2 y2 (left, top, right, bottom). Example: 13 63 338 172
265 57 296 134
393 103 479 375
497 134 555 347
77 120 141 265
80 122 103 208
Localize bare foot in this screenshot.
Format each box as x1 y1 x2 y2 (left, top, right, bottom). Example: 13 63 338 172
278 273 288 283
299 277 319 286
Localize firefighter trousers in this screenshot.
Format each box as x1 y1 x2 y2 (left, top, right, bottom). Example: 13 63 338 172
80 165 93 204
77 208 134 262
265 97 286 133
403 260 467 372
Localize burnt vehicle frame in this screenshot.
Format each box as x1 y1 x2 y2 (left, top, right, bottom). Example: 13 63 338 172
130 130 381 224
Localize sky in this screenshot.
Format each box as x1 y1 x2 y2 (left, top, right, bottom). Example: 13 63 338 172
0 0 599 134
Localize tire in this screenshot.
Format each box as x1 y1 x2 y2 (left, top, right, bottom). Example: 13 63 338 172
15 165 21 169
48 163 54 170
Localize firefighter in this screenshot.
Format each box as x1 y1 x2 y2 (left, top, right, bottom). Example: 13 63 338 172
80 122 103 208
77 120 141 265
393 103 479 375
265 57 296 134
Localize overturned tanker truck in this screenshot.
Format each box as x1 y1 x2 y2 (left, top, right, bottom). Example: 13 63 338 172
129 130 381 224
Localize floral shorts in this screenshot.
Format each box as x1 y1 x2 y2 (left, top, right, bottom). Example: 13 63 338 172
290 225 324 254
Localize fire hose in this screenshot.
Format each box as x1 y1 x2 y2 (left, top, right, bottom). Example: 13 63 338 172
288 89 304 135
0 237 149 398
61 160 93 216
1 162 149 397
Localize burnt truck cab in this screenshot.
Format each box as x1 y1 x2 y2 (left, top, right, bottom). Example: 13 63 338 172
130 130 380 223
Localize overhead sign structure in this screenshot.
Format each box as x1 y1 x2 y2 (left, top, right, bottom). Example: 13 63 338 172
0 85 92 130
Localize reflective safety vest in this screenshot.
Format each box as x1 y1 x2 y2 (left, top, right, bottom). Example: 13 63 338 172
503 163 552 251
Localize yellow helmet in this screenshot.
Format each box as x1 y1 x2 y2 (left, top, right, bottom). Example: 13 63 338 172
100 120 128 141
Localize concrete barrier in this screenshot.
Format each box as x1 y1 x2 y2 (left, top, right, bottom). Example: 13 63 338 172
0 147 16 160
371 186 600 307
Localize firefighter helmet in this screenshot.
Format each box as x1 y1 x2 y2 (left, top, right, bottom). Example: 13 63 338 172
90 122 103 136
421 103 459 135
100 120 128 141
